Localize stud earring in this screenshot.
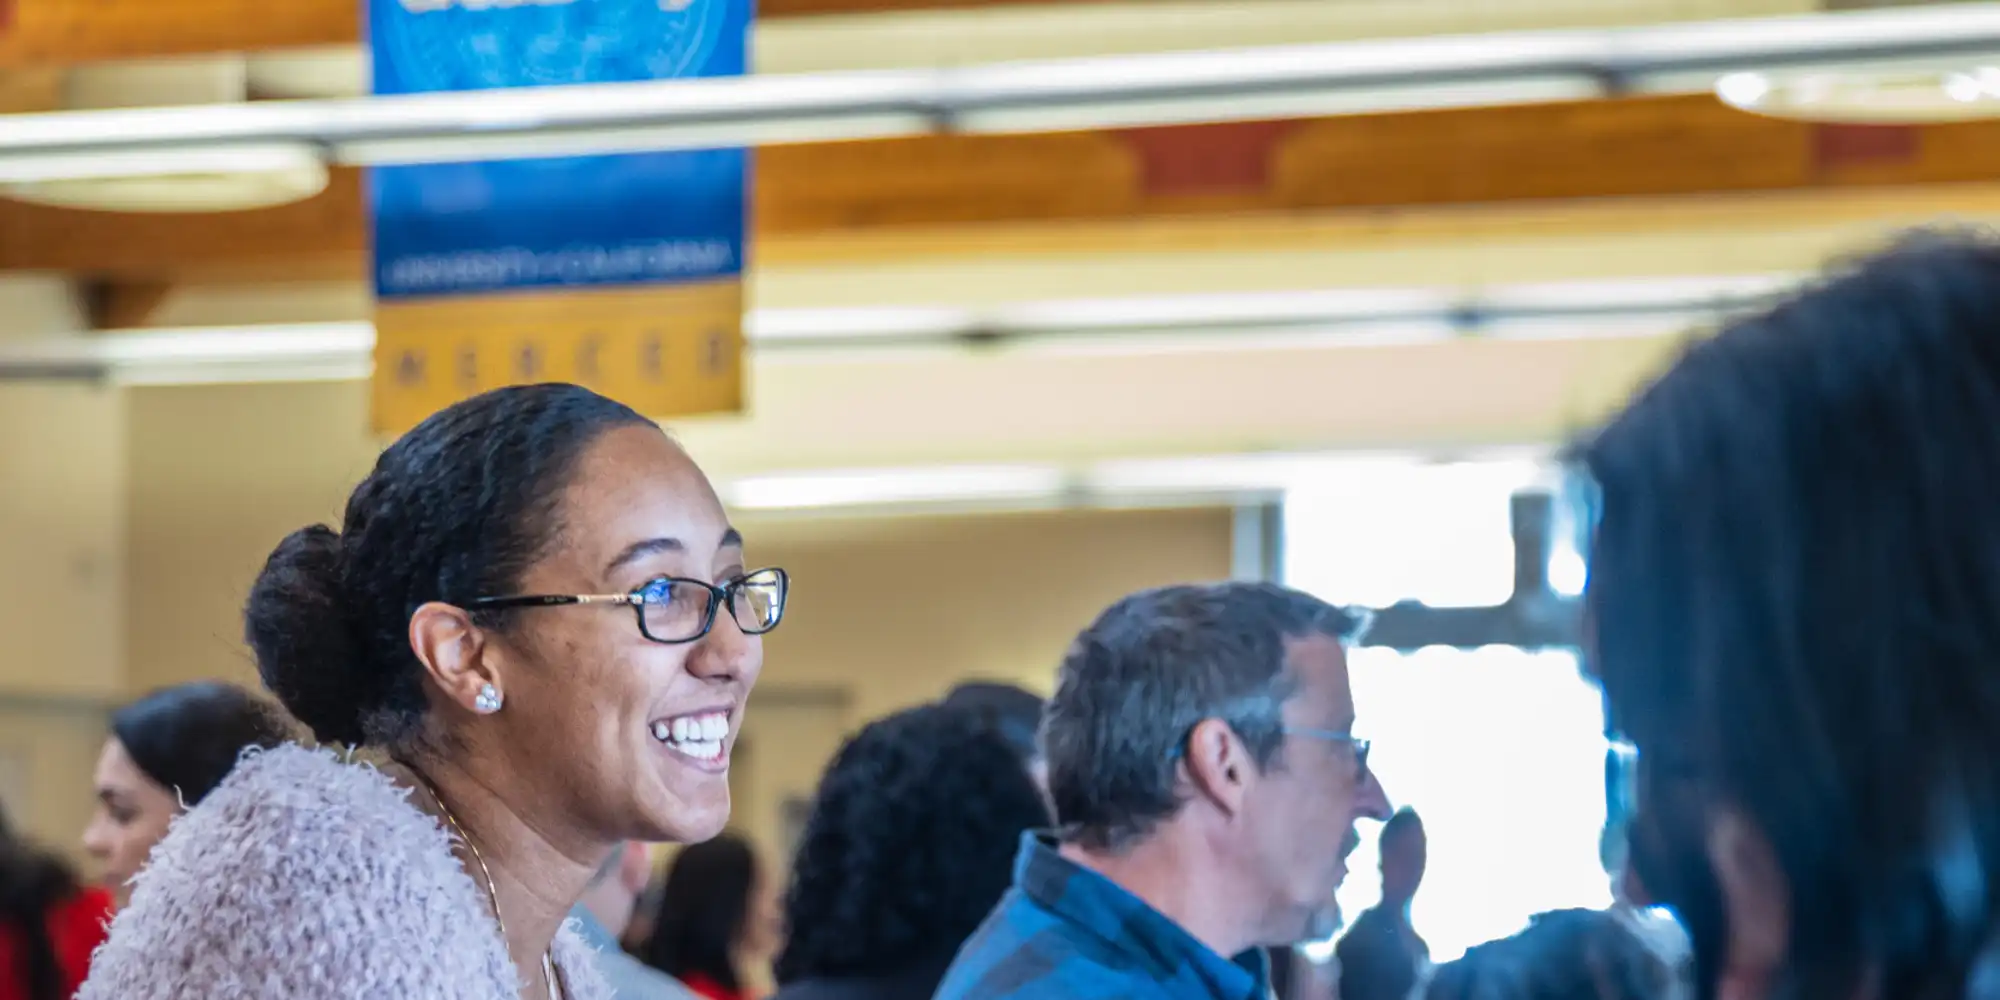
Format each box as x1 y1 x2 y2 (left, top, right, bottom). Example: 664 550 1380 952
473 683 503 714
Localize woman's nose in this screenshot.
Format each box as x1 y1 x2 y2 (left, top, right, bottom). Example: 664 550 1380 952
686 612 759 682
81 816 113 858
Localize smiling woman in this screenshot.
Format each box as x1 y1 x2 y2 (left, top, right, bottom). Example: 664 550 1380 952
77 383 787 1000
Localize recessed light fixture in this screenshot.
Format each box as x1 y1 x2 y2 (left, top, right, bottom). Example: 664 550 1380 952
1715 65 2000 124
0 143 329 212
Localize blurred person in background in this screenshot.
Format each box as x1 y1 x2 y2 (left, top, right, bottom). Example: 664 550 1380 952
1599 823 1691 999
572 843 698 1000
639 831 778 1000
770 702 1050 1000
1270 930 1342 1000
1337 808 1430 1000
81 681 291 907
935 582 1391 1000
81 384 785 1000
1577 232 2000 1000
939 681 1047 791
572 844 704 1000
0 802 111 1000
1423 909 1674 1000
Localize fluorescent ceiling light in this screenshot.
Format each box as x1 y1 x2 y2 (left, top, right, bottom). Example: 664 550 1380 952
1476 274 1788 317
727 463 1068 510
745 306 977 344
719 448 1559 514
0 143 319 186
1089 449 1555 499
1714 65 2000 124
0 275 1807 386
994 288 1454 333
0 323 374 385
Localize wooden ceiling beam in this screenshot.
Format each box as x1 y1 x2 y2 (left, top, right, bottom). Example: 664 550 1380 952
0 0 1099 67
3 95 1994 280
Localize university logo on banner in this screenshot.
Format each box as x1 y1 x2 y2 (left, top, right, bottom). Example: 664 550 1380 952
367 0 751 435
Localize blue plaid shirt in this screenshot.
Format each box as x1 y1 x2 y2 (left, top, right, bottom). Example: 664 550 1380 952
934 833 1271 1000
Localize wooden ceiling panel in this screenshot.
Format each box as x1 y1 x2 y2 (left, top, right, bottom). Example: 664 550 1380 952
0 168 365 276
0 0 1817 72
0 0 354 66
6 95 2000 280
1273 98 1818 208
0 0 1094 67
760 131 1142 230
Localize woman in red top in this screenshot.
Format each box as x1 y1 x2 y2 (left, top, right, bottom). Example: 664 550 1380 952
0 802 112 1000
636 832 778 1000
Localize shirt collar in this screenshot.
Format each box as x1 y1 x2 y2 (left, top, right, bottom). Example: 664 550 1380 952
1014 831 1270 999
568 908 618 951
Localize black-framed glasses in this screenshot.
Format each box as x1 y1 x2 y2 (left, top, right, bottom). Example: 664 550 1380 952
1283 726 1372 779
467 567 788 644
1169 722 1372 781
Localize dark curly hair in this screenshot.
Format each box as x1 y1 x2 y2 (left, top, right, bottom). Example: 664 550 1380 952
939 681 1044 767
1424 909 1673 1000
242 383 651 747
774 703 1051 984
1576 232 2000 1000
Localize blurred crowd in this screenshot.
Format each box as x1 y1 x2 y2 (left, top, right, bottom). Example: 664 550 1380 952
4 231 2000 1000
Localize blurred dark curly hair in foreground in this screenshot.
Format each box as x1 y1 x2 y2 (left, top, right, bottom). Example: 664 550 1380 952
1425 909 1675 1000
774 702 1050 984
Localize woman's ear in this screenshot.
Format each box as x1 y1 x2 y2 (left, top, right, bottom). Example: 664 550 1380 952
408 601 499 715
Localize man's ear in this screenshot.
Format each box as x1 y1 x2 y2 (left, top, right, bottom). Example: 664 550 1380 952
409 601 499 715
1182 717 1253 817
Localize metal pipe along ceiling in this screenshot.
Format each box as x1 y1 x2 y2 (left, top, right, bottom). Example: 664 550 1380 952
0 275 1794 385
0 4 1998 180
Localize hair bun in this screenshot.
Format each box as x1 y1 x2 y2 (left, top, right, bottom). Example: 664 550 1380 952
244 525 368 746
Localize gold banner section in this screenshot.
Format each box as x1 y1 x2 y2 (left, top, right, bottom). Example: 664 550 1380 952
372 279 745 436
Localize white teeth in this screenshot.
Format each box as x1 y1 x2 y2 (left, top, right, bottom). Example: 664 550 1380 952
651 713 732 759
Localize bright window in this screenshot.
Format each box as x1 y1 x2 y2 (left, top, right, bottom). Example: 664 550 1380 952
1284 460 1611 962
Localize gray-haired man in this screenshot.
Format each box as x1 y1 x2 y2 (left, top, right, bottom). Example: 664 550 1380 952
937 582 1392 1000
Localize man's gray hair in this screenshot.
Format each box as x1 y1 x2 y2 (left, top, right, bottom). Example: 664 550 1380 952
1042 581 1366 852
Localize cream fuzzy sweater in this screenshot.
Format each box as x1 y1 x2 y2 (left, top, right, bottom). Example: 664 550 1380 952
78 744 613 1000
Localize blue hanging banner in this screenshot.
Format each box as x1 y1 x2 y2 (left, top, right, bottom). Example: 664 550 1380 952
367 0 751 434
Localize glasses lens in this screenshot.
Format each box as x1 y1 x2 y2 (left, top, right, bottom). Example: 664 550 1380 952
639 578 714 642
731 569 786 634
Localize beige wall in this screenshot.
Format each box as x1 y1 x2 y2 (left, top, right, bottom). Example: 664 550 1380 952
750 508 1232 721
0 383 125 849
730 506 1232 855
0 698 110 856
0 384 126 700
126 381 377 694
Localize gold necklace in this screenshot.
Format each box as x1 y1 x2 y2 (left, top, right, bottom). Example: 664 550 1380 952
416 774 564 1000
